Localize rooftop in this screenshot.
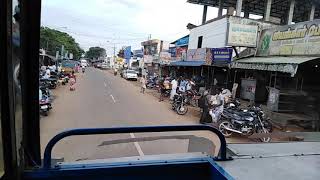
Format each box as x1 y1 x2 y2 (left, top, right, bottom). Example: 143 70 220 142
187 0 320 23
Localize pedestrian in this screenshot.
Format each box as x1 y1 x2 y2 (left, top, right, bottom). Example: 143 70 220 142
199 90 211 124
179 77 187 93
208 89 224 123
159 78 165 102
140 75 146 94
69 71 76 91
170 77 178 100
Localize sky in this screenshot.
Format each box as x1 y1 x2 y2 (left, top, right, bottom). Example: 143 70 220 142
41 0 220 55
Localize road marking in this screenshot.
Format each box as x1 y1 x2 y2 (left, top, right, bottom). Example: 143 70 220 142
110 94 116 103
130 133 144 156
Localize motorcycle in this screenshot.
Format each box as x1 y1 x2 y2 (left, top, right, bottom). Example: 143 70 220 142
218 104 272 142
185 89 200 107
172 93 188 115
40 78 57 89
39 95 52 116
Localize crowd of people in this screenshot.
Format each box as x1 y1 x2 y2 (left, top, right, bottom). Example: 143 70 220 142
138 73 232 125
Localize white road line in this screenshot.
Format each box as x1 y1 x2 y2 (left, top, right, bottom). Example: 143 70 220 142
130 133 145 156
109 94 116 103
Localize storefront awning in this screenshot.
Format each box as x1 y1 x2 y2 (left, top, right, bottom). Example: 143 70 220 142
231 56 319 77
170 60 205 67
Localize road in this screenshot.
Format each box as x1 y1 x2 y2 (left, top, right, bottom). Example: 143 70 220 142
41 67 222 163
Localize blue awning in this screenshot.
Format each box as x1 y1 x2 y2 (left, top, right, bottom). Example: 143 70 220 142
170 60 205 67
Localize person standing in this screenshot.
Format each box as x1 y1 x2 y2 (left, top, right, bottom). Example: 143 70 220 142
140 75 146 94
199 90 211 124
170 77 178 100
208 89 224 123
159 78 165 102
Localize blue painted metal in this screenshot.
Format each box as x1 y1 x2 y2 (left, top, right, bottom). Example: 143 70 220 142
43 125 228 168
169 60 205 67
25 156 233 180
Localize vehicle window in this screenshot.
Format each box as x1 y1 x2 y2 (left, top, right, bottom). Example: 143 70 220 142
127 70 136 73
39 0 320 167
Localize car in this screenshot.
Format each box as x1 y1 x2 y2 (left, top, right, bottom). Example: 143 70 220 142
100 63 109 69
80 59 88 67
124 69 138 80
96 63 102 68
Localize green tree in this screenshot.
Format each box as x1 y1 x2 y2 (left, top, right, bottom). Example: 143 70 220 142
40 27 84 60
85 47 106 60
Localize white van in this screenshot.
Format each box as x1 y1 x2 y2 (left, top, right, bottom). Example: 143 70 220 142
80 59 88 67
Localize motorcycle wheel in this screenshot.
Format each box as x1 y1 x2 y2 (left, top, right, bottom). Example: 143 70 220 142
218 120 234 137
256 127 271 143
41 111 48 116
263 119 273 133
176 104 188 115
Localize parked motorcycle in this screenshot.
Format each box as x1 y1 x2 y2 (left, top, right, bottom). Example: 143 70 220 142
40 78 57 89
218 104 272 142
39 95 52 116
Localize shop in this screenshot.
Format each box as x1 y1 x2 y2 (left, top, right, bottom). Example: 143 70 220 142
232 19 320 130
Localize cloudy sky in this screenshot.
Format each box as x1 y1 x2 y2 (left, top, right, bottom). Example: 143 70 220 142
41 0 219 55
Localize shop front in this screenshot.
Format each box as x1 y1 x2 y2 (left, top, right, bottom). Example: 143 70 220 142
231 19 320 130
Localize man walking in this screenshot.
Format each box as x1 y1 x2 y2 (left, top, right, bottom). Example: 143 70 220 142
140 75 146 94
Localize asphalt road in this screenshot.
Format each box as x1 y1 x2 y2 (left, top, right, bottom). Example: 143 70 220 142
40 67 222 163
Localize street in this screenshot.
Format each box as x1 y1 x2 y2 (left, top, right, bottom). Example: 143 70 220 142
41 67 223 162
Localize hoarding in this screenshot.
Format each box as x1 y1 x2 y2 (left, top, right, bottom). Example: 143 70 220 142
124 46 131 60
257 19 320 56
211 47 233 65
227 23 258 47
143 55 153 63
176 47 188 60
186 48 206 61
144 44 158 55
169 47 176 57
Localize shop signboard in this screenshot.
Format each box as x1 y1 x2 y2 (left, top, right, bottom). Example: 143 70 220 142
227 23 258 47
175 35 189 47
211 47 233 65
257 19 320 56
187 48 206 61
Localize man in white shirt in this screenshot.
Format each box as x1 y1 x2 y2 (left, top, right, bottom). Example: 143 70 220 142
170 77 178 100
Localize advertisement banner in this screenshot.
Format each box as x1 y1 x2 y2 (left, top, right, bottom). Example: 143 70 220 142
187 48 206 61
144 44 158 55
160 52 171 64
143 55 153 63
211 47 233 65
169 47 176 57
257 19 320 56
176 47 188 60
227 23 258 47
124 46 131 60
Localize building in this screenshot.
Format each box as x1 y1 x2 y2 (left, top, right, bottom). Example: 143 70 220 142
188 0 320 130
141 39 169 75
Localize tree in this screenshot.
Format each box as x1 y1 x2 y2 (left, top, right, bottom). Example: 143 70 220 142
40 27 84 60
85 47 106 60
